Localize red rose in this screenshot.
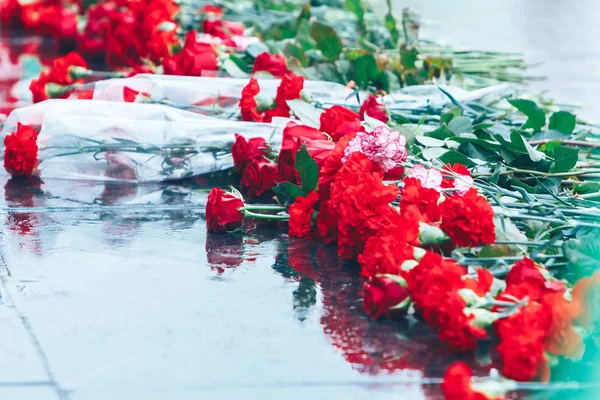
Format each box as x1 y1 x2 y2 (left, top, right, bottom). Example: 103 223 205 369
205 187 244 233
319 105 361 142
359 94 388 123
442 362 490 400
400 176 441 223
288 191 319 238
440 188 495 247
231 134 268 172
363 275 410 320
240 159 278 197
163 30 218 76
252 52 290 77
239 78 263 122
4 123 39 178
277 122 331 183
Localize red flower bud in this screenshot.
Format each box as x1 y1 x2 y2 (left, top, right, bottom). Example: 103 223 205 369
252 52 290 77
240 159 277 197
359 94 388 123
231 134 268 172
205 187 244 233
319 105 361 142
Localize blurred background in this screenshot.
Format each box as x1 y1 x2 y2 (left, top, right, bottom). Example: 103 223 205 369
386 0 600 118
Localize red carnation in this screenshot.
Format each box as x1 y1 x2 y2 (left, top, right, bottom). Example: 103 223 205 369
440 188 496 247
277 122 331 183
240 159 278 197
318 132 356 200
239 78 263 122
206 187 244 233
252 52 290 77
329 153 398 259
288 191 319 238
358 212 418 277
319 105 361 142
363 275 410 320
400 176 441 223
231 134 268 172
268 73 304 118
442 362 491 400
4 123 39 178
441 163 472 188
359 94 388 123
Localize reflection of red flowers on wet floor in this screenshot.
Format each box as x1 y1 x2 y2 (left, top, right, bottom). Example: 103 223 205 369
3 177 44 255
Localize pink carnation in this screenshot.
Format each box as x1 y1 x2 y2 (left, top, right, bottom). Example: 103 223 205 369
409 164 442 190
343 126 407 172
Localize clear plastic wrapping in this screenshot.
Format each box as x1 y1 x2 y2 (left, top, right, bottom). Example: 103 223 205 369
1 100 286 182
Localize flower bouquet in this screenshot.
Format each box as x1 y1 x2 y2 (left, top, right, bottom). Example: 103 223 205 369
0 99 285 182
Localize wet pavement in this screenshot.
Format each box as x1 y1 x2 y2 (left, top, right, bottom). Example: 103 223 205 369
1 2 600 399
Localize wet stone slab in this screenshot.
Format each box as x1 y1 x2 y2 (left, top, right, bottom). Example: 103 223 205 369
0 177 593 400
0 176 466 399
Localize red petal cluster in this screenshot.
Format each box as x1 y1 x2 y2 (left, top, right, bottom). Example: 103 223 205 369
4 123 39 178
440 188 496 247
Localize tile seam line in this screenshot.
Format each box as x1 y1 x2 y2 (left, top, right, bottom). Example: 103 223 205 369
0 260 70 400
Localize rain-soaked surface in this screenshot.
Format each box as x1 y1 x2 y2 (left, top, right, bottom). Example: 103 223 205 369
1 1 600 399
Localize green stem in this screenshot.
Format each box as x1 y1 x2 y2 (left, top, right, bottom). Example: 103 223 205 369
243 210 289 221
241 205 287 212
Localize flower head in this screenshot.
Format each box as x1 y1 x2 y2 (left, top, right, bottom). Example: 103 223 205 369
206 187 244 233
344 125 407 172
440 188 495 247
288 191 319 238
4 123 39 178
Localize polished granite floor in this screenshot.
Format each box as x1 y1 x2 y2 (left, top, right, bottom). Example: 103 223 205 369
1 1 600 399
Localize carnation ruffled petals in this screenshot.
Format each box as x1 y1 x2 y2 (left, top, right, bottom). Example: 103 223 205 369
440 188 496 248
344 125 407 172
4 123 39 178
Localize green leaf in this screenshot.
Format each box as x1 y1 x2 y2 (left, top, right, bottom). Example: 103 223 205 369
550 146 578 173
508 99 546 131
425 125 455 140
246 43 269 58
438 150 479 167
415 135 445 147
564 231 600 278
309 21 343 61
351 54 380 87
447 116 472 134
284 42 309 67
574 182 600 195
295 144 319 195
549 111 576 134
222 58 250 79
345 0 365 21
286 100 323 128
273 182 305 207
